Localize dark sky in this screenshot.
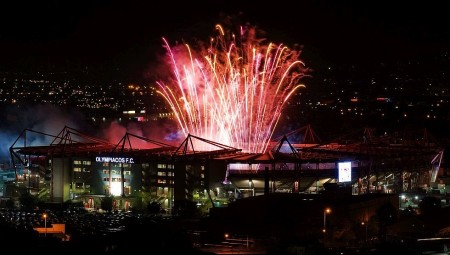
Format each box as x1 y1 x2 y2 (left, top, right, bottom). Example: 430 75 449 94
1 0 449 77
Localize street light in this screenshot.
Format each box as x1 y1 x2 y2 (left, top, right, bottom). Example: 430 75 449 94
361 221 368 243
323 208 331 233
400 194 406 209
43 213 47 237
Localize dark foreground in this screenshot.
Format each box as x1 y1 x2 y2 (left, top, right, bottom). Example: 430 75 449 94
1 208 448 255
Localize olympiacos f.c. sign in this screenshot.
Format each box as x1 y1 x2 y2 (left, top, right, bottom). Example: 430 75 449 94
95 156 135 164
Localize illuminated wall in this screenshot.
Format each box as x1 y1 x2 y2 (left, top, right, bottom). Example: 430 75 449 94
71 158 93 199
93 161 142 197
52 158 71 202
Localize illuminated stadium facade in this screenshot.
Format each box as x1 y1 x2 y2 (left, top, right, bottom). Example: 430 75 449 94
7 125 445 213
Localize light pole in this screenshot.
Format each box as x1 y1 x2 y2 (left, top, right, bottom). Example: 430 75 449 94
400 194 405 209
323 208 331 234
323 208 331 232
43 213 47 237
361 221 368 243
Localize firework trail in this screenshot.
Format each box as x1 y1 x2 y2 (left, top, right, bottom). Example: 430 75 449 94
157 24 308 153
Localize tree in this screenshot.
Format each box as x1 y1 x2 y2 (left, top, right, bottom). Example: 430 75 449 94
172 199 200 218
19 192 37 211
376 202 397 241
101 196 114 212
377 202 397 224
418 196 441 215
5 199 15 209
147 201 163 215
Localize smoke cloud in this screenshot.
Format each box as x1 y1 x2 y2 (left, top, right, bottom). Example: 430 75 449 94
1 102 186 163
98 118 184 149
0 103 89 163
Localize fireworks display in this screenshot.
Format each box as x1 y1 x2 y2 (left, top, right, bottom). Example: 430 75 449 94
157 24 308 153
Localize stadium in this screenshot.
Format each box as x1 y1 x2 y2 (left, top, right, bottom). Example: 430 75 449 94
5 124 446 213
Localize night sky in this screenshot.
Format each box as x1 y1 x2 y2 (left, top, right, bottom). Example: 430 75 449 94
0 0 449 160
0 0 449 77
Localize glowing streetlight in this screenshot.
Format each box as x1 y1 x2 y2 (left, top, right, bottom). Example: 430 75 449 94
361 221 368 243
43 213 47 237
400 194 406 209
323 208 331 233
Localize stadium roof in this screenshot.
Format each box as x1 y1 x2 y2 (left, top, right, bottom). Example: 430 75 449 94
9 125 443 169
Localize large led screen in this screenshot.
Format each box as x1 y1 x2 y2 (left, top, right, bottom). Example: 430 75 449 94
338 161 352 183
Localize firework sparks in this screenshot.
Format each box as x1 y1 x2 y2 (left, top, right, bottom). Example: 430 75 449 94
157 24 308 153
